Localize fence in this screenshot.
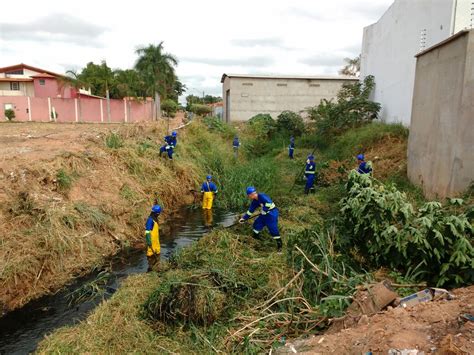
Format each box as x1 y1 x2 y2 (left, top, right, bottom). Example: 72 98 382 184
0 96 155 123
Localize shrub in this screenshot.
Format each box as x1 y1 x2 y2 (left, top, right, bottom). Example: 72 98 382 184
161 99 178 118
4 108 15 121
56 169 73 191
203 116 236 138
339 171 474 287
276 110 305 136
105 132 123 149
50 110 59 120
307 75 381 136
247 113 276 137
190 104 212 116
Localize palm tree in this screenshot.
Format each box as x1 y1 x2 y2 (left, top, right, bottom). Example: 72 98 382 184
134 42 178 119
339 55 361 77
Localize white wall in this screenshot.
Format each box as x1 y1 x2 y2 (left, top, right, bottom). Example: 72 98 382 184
360 0 471 125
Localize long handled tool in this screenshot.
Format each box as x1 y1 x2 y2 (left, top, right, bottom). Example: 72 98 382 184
224 213 260 229
288 145 319 193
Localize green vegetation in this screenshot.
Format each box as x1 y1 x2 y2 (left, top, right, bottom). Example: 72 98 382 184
37 88 472 354
4 108 15 121
307 75 381 138
340 171 474 287
190 104 212 116
161 99 178 117
105 131 123 149
56 169 73 191
276 110 305 136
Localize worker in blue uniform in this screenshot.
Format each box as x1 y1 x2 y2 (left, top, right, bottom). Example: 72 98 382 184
239 186 282 252
145 204 162 271
356 154 373 175
201 175 218 210
304 154 316 194
233 136 241 158
159 131 178 159
288 136 295 159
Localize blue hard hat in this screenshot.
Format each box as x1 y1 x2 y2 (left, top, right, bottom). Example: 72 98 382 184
246 186 257 195
357 154 365 160
206 175 212 180
151 205 162 213
172 131 177 137
307 154 314 161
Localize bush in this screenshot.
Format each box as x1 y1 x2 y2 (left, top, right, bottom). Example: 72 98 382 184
276 110 305 136
307 75 381 136
161 99 178 118
203 116 236 138
56 169 73 191
190 104 212 116
4 108 15 121
247 113 276 137
339 171 474 287
105 132 123 149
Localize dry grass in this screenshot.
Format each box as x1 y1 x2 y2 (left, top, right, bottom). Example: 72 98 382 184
0 120 235 312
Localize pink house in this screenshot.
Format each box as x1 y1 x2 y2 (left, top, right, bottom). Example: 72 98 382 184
0 63 89 98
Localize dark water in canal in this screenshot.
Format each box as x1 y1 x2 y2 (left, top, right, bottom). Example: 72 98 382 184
0 207 239 354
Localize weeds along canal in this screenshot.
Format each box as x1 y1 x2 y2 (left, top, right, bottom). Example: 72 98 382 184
0 207 239 355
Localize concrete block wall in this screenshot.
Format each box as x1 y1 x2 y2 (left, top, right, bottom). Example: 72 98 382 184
0 96 154 123
408 30 474 198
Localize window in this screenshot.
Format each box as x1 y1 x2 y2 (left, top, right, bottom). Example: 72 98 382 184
6 69 23 75
39 79 45 86
277 83 287 87
242 82 253 86
309 83 320 87
10 82 20 90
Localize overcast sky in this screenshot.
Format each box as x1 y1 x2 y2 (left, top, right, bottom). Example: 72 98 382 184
0 0 393 100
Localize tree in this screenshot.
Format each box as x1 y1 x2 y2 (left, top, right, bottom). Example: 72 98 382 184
168 80 187 103
276 111 305 136
77 61 115 98
339 54 361 77
161 99 178 117
114 69 146 99
135 42 178 118
203 95 222 104
190 104 212 116
307 75 380 136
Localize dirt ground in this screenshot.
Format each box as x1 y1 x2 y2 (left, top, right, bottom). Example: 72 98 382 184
277 286 474 354
0 116 189 313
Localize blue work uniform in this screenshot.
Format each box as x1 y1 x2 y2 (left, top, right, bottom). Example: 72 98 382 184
242 193 280 241
233 137 240 149
305 161 316 193
160 135 177 159
233 137 241 157
288 138 295 159
357 161 372 175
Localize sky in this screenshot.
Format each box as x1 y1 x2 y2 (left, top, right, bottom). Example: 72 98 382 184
0 0 393 101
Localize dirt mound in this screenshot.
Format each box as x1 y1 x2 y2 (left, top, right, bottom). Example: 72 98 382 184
278 286 474 354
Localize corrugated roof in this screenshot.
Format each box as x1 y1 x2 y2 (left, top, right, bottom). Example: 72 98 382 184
221 73 358 83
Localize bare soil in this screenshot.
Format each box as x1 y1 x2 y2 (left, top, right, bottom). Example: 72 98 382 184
0 117 191 314
278 286 474 354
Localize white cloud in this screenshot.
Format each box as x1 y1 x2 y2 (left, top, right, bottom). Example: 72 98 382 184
0 0 393 99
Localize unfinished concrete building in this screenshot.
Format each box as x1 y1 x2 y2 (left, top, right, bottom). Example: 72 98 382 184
220 74 357 122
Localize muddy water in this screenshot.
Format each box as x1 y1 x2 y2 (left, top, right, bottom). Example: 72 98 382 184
0 207 239 354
